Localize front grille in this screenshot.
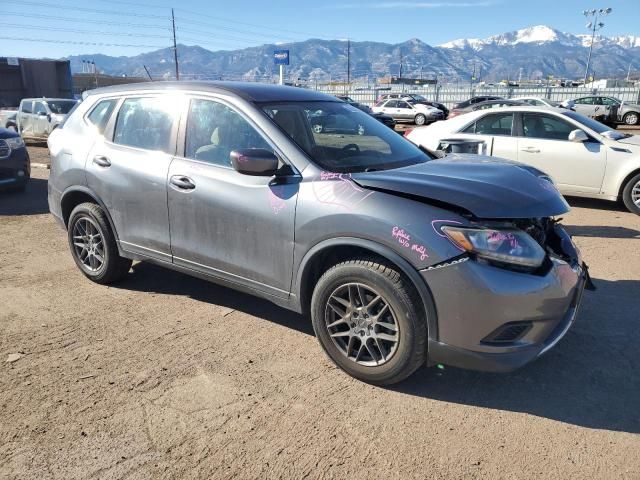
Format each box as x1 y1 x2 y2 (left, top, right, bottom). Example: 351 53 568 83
0 140 10 158
482 321 532 345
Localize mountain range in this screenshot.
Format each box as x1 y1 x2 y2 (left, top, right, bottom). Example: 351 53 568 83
67 25 640 83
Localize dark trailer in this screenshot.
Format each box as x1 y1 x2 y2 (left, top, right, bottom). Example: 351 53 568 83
0 57 73 107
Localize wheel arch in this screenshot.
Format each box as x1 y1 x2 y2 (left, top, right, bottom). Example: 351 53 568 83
294 237 438 340
618 167 640 198
60 187 120 243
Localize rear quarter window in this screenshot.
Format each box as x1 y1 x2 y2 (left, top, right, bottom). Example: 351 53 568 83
86 99 118 134
113 97 175 153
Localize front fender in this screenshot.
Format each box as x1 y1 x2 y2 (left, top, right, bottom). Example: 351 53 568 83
294 236 440 341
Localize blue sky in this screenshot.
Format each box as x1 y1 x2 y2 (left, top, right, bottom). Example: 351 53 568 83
1 0 638 58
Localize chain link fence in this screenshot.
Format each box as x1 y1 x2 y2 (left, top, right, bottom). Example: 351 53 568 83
315 84 640 108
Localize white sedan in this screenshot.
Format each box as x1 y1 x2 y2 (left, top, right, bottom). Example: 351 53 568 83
406 106 640 214
372 99 444 125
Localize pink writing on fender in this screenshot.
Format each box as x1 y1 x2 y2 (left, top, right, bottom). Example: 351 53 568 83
392 226 411 247
392 227 429 260
411 244 429 260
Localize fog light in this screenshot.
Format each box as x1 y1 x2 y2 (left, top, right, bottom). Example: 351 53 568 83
17 170 25 177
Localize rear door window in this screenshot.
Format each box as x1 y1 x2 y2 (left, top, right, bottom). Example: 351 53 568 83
21 100 33 114
87 99 118 134
113 97 175 153
462 113 514 136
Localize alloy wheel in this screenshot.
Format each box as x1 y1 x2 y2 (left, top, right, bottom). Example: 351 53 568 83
632 179 640 207
324 282 400 366
72 216 105 272
625 113 639 125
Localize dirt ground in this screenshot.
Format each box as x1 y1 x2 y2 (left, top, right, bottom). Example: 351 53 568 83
1 153 640 479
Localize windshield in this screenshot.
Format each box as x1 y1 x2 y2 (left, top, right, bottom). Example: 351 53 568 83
410 94 427 101
562 110 626 139
262 101 433 173
46 100 77 114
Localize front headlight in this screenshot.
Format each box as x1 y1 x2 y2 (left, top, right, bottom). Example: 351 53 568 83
5 137 24 149
441 226 546 268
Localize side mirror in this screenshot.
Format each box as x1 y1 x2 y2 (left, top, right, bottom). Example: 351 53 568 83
230 148 279 176
37 111 47 116
568 129 589 143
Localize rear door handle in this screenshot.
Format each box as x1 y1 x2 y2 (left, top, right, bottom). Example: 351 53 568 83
93 155 111 167
170 175 196 190
521 147 540 153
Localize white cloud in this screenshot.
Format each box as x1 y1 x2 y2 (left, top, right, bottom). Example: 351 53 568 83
324 1 496 9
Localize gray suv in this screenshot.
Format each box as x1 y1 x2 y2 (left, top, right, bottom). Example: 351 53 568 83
48 82 590 385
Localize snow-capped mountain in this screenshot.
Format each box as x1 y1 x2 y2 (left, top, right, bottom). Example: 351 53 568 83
439 25 639 50
67 25 640 82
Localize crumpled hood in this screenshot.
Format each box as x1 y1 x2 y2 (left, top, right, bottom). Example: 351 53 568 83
351 155 570 219
615 134 640 147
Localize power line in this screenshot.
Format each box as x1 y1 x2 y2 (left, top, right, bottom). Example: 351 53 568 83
176 28 292 46
0 35 166 48
3 0 169 20
173 17 303 42
94 0 172 10
4 11 169 29
174 8 341 41
0 23 169 39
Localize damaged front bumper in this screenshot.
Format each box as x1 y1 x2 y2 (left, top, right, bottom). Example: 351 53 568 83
423 223 591 373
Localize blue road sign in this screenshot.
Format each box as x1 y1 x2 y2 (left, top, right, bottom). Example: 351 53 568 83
274 50 290 66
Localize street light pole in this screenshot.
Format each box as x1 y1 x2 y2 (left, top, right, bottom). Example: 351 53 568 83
582 7 611 85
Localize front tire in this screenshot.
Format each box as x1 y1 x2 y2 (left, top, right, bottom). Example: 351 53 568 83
414 114 426 126
622 173 640 215
67 203 132 284
623 112 639 126
311 258 428 385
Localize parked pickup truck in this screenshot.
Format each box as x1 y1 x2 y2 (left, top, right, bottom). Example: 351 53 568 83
17 98 78 140
0 109 18 132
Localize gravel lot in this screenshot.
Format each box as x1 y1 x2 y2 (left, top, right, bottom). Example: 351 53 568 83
1 147 639 479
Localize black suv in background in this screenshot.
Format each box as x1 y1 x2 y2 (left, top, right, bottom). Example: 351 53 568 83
452 96 503 110
0 127 30 192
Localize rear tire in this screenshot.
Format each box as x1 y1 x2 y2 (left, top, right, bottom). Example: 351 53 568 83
623 112 639 126
622 173 640 215
67 202 132 284
311 258 428 385
414 114 426 126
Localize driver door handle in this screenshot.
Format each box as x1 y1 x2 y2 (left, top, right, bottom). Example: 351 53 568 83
521 147 540 153
170 175 196 190
92 155 111 167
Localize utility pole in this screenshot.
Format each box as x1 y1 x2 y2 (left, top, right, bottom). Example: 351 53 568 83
346 39 351 86
398 49 403 79
627 62 632 82
143 65 153 81
582 8 611 85
171 8 180 81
